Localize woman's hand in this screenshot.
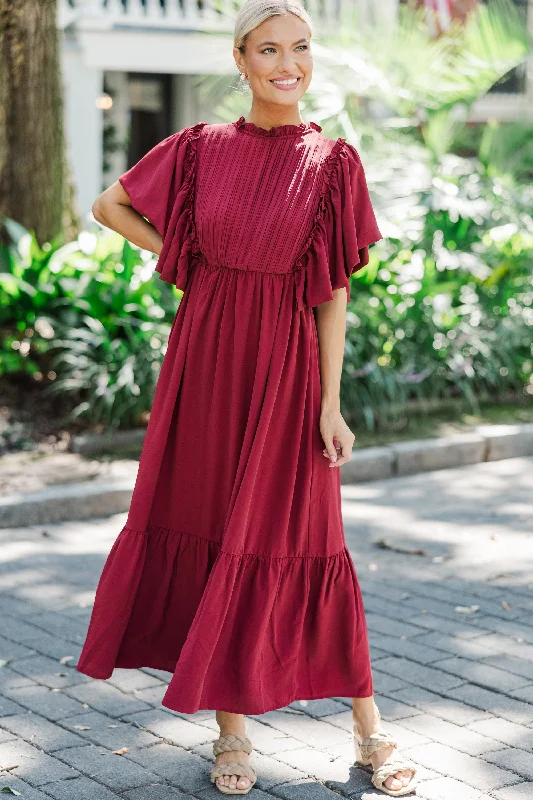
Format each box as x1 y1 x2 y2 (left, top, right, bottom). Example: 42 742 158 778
320 405 355 468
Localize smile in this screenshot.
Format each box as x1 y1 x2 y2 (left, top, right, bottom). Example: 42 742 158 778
269 77 301 90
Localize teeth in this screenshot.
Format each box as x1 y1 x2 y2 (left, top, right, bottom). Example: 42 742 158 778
272 78 298 85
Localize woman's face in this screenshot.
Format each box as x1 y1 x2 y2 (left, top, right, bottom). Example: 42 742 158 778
234 14 313 108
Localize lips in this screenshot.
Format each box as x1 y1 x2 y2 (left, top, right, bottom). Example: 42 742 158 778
269 77 301 91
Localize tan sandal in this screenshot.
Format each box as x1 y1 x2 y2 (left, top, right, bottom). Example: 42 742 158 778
209 733 257 795
354 723 417 796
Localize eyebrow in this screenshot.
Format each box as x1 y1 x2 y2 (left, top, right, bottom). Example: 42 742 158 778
256 38 309 47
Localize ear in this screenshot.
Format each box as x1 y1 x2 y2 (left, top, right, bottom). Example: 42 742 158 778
233 48 245 73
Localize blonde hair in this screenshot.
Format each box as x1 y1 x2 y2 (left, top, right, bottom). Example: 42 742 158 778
234 0 314 53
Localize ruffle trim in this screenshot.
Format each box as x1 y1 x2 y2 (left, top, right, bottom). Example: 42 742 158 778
234 115 322 137
293 137 347 311
76 524 373 714
155 121 207 292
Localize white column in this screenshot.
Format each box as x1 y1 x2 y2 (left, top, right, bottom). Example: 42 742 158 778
103 71 129 187
171 74 200 131
61 39 103 224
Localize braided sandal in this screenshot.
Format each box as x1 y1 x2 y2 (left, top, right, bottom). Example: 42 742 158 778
209 733 257 795
354 726 417 796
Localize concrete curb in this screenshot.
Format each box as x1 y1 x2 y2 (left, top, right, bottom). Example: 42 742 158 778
2 424 533 526
341 423 533 484
0 476 137 528
69 428 146 455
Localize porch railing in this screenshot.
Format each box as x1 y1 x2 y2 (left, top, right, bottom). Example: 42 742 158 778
58 0 354 32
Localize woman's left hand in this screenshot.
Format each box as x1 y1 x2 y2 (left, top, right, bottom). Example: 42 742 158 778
320 407 355 468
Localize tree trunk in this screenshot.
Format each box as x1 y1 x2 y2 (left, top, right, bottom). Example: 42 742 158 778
0 0 78 246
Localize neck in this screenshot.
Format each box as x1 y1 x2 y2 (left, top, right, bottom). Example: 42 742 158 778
244 101 304 130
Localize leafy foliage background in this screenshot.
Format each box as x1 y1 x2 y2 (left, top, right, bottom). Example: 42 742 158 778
1 0 532 432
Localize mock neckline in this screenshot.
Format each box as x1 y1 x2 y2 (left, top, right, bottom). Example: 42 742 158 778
234 115 322 137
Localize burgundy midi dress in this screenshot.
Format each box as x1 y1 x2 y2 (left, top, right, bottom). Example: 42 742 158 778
76 115 383 715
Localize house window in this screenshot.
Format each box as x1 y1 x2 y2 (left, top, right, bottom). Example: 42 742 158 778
127 73 172 167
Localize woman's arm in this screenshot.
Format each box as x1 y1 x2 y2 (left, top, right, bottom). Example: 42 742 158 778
315 287 355 468
92 181 163 256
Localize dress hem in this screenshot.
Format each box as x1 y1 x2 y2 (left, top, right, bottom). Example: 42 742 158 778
162 690 374 716
76 524 373 712
75 662 373 715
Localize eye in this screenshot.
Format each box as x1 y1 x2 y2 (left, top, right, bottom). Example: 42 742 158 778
260 44 308 55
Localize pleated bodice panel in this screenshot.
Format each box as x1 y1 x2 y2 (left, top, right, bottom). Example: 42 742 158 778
194 123 335 275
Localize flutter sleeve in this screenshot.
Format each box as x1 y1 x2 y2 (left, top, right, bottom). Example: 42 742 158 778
294 140 382 311
118 122 206 290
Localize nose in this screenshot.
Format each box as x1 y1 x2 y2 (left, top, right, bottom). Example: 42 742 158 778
278 49 299 73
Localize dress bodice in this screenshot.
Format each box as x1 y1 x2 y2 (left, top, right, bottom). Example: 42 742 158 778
118 117 382 311
194 117 335 275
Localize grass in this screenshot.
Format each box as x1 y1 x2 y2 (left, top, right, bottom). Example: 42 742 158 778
353 399 533 449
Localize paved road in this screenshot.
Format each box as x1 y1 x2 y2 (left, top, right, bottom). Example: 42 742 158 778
0 457 532 799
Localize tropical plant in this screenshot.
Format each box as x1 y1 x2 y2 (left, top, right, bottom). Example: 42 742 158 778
2 0 532 434
0 219 179 428
308 0 533 427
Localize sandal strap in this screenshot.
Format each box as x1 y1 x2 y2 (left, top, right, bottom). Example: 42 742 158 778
210 761 257 784
372 757 417 790
213 734 253 756
358 730 398 761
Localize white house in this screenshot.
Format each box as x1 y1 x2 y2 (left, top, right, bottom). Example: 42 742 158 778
58 0 533 222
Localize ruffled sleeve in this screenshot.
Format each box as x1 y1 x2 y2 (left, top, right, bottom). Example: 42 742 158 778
118 122 206 291
293 141 382 311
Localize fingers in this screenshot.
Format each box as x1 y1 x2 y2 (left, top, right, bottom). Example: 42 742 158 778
322 436 352 468
337 435 352 466
319 412 355 469
323 436 339 462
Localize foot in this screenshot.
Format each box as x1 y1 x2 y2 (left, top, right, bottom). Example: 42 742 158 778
353 701 415 794
368 743 414 793
214 720 252 793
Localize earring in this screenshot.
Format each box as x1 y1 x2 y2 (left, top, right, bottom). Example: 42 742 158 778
239 72 248 81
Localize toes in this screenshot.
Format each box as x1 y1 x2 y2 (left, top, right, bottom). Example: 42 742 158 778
216 774 250 791
383 770 413 790
400 769 414 786
384 775 403 791
394 769 411 786
216 774 251 792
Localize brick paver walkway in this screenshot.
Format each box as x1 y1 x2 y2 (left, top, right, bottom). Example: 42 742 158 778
1 456 532 799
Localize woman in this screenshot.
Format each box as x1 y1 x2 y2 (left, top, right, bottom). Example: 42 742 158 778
77 0 417 796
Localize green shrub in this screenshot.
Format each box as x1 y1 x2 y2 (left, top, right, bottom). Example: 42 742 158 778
0 219 178 428
343 149 533 428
